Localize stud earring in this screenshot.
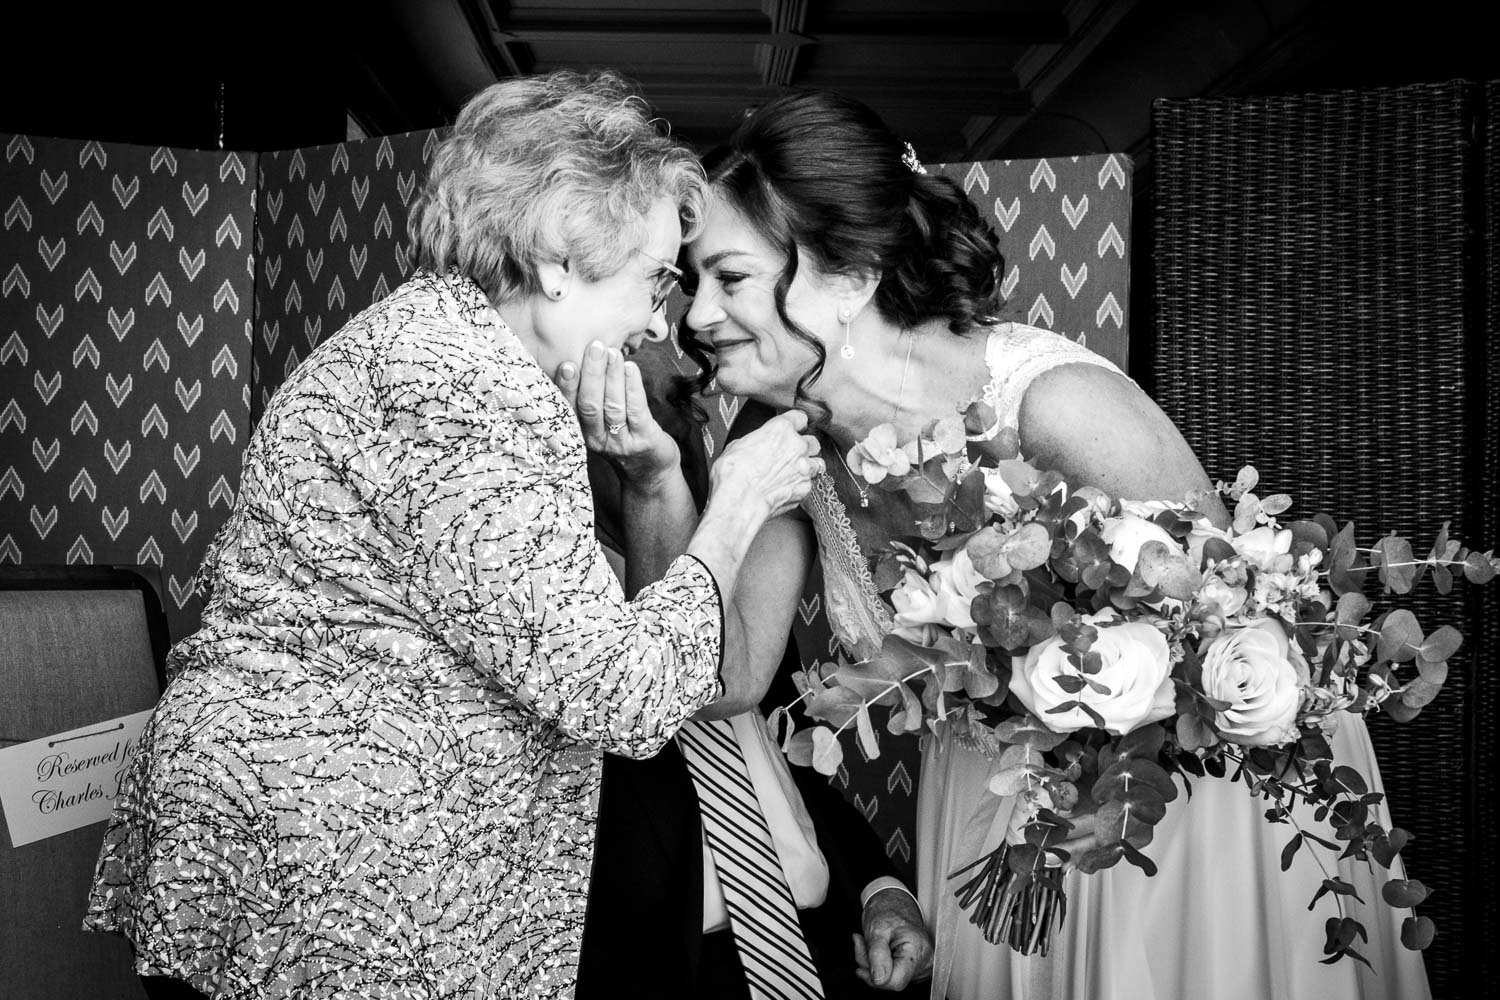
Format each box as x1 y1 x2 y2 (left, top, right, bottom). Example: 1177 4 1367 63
839 306 854 359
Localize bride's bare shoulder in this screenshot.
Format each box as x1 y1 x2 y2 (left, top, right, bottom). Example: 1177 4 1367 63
1015 362 1209 501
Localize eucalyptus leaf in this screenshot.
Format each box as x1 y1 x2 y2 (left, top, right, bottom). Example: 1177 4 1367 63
1377 535 1417 594
1330 765 1369 796
855 704 881 761
1288 519 1330 559
1335 591 1371 627
1000 522 1052 570
1376 609 1422 663
1120 839 1159 875
1419 625 1462 663
1093 799 1152 845
1281 833 1304 871
1233 492 1261 534
1400 915 1436 950
785 728 815 767
1004 842 1043 876
993 715 1071 750
1116 723 1167 761
1074 842 1126 873
1464 550 1498 584
1053 673 1088 694
1176 713 1217 751
1135 540 1174 586
1158 556 1203 600
1023 810 1075 848
1415 658 1448 686
810 726 844 775
1382 699 1422 723
1093 758 1178 804
765 706 792 752
1381 879 1429 908
1256 494 1291 517
832 662 903 704
1398 676 1443 709
806 686 866 727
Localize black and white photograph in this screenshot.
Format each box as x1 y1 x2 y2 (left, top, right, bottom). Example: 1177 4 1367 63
1 2 1496 998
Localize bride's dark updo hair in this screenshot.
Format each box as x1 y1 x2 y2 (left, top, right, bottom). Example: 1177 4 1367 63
678 88 1005 410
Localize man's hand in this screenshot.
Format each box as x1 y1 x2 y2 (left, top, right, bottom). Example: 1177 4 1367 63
854 887 932 991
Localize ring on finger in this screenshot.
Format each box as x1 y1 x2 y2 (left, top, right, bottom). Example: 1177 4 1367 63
606 422 626 435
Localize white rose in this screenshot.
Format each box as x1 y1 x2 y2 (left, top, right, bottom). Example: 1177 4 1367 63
1198 620 1303 747
1232 525 1293 572
1099 513 1179 573
929 549 986 628
1008 611 1176 735
890 568 944 629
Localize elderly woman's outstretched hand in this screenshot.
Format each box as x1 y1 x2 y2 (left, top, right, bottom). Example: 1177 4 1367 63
710 409 823 520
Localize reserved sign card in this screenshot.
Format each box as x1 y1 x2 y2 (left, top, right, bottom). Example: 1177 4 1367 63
0 709 154 847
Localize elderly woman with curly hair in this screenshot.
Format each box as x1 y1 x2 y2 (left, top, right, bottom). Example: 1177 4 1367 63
83 70 821 1000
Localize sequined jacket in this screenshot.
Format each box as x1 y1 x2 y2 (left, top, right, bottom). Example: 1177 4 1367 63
84 268 725 999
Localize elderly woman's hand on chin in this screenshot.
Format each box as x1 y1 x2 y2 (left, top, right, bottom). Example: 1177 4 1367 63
558 338 821 529
555 339 682 488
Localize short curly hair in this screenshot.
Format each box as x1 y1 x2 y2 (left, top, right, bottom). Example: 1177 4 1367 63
408 69 706 303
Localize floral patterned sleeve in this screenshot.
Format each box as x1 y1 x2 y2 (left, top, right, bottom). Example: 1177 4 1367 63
375 333 724 759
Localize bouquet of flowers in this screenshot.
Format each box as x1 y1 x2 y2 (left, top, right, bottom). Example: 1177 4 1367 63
768 401 1499 967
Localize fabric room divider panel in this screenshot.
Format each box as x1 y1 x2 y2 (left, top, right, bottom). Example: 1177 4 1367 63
1151 80 1498 998
250 131 443 423
0 134 257 642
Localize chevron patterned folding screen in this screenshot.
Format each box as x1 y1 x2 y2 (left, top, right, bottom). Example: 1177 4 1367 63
0 134 257 640
252 132 443 420
1 130 1130 880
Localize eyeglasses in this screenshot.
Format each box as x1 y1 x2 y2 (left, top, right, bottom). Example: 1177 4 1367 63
638 249 683 312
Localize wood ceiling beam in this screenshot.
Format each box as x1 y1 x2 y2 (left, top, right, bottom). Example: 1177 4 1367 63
459 0 528 78
485 8 1070 47
642 83 1033 117
962 0 1137 159
758 0 811 88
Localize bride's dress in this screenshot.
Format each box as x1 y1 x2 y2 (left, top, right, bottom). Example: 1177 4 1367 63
804 323 1432 1000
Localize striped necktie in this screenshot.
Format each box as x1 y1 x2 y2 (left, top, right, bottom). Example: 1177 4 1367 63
677 717 825 1000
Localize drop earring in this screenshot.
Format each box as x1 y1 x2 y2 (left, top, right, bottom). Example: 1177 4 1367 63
839 306 854 359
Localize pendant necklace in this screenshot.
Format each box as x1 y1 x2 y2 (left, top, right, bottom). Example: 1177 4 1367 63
830 331 916 509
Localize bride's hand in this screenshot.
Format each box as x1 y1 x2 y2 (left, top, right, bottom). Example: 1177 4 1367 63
1052 807 1100 867
554 341 679 487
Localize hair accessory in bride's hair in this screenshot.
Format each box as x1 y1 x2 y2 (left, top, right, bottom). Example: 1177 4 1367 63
901 141 927 175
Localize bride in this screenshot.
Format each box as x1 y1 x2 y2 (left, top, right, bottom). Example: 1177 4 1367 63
605 88 1431 999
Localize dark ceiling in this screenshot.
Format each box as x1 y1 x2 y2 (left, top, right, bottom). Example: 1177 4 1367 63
2 1 1494 167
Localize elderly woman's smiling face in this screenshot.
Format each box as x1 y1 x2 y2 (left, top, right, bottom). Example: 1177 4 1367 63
682 194 829 409
530 196 683 371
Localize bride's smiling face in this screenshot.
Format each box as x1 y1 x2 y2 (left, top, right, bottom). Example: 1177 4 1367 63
683 194 836 409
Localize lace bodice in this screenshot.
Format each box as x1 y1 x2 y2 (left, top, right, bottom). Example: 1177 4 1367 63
806 323 1127 658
